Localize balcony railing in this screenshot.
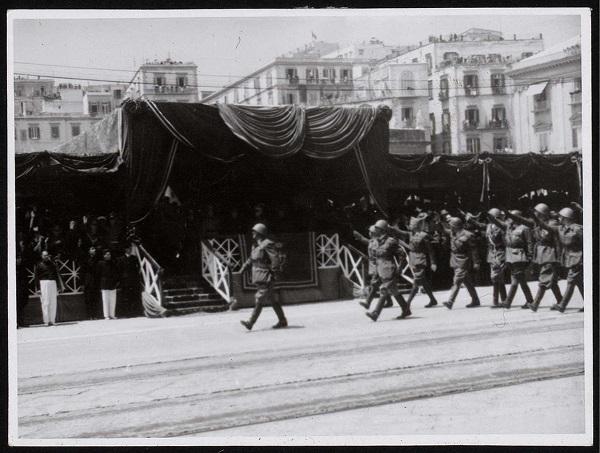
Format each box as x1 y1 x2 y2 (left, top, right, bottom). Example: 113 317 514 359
464 87 479 96
438 90 449 100
488 119 509 129
463 120 479 130
533 101 550 112
398 118 416 129
286 76 299 85
491 86 506 95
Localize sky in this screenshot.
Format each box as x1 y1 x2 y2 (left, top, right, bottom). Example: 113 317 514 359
11 11 582 93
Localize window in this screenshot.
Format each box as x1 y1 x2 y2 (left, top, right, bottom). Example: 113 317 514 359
154 74 166 86
71 124 81 137
16 89 23 97
401 107 413 127
287 93 295 104
493 136 509 152
254 77 261 90
490 106 506 127
429 113 436 136
101 102 112 114
400 71 414 91
28 125 40 140
90 103 99 115
425 54 432 74
428 80 433 99
464 107 479 128
464 74 478 95
341 69 351 82
306 68 318 82
572 128 579 149
439 77 449 99
176 74 187 88
537 132 549 152
443 52 459 61
267 90 273 105
50 124 60 139
491 73 505 94
286 68 298 82
442 109 451 132
113 89 122 100
467 137 480 153
20 130 27 141
573 78 582 92
224 95 228 104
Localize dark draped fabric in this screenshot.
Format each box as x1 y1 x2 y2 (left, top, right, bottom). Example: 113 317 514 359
122 99 392 224
15 151 121 180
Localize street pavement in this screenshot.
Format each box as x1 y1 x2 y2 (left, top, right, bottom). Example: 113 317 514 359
16 281 585 439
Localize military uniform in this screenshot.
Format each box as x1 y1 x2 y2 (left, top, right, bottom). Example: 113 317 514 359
444 226 481 308
502 222 534 308
528 221 563 310
551 222 583 311
366 234 410 320
241 237 287 329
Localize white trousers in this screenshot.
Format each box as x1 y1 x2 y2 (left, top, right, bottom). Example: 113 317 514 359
101 289 117 319
39 280 57 325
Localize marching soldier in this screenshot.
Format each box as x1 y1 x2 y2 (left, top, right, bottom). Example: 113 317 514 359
505 204 562 311
365 220 411 321
239 223 288 330
439 217 481 309
388 213 438 308
533 206 583 313
488 210 534 309
467 209 507 308
353 226 391 310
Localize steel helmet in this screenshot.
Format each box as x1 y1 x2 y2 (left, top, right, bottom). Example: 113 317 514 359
368 225 377 234
252 223 268 235
534 203 550 216
487 208 501 218
509 210 523 217
449 217 463 228
374 219 389 230
558 207 575 220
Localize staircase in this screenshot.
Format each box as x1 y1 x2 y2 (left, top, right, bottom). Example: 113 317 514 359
161 274 229 316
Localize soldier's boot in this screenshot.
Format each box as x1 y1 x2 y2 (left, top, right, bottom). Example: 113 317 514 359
491 282 506 308
556 283 576 313
360 285 376 309
422 279 438 307
530 287 546 312
405 285 419 308
443 285 460 310
271 302 288 329
391 288 411 318
241 304 263 330
519 278 534 309
550 283 563 304
491 283 500 307
366 295 387 321
502 281 519 309
464 281 481 308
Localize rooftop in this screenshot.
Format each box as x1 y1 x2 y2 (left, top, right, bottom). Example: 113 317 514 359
509 35 580 72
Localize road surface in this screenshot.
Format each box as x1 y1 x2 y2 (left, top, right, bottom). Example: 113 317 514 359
16 282 586 440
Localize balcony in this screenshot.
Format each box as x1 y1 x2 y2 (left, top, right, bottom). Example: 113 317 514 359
462 120 479 131
570 91 581 105
286 76 299 85
398 118 416 129
464 87 479 96
438 90 449 101
491 86 506 95
488 119 509 129
533 101 550 112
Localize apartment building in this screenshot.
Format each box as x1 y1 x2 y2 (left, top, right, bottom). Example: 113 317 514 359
127 58 199 103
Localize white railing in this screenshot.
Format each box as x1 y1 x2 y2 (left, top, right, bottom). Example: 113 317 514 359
131 242 163 307
315 233 340 268
201 241 232 304
27 259 83 296
338 243 366 290
207 237 242 272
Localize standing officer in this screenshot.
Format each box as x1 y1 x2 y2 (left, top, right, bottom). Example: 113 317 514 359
365 220 411 321
81 246 99 319
239 223 288 330
388 213 438 308
488 210 534 309
353 225 391 310
439 217 481 309
467 209 507 308
533 206 583 312
34 251 64 326
505 204 562 311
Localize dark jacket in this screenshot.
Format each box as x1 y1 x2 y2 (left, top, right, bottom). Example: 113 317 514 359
34 259 59 283
248 238 279 285
373 234 399 280
96 259 120 290
449 229 480 269
505 224 533 264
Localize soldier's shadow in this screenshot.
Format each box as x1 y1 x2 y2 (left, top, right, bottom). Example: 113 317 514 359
251 325 305 332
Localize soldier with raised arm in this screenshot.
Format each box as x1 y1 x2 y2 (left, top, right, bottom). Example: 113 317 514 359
438 217 481 309
533 206 584 312
466 208 507 308
505 204 563 311
239 223 288 330
365 220 411 321
388 213 438 308
353 225 392 310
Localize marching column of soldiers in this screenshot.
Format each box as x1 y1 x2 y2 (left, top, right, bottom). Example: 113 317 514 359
350 202 584 321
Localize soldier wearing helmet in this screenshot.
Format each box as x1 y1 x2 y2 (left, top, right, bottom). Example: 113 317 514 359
437 216 481 309
239 223 288 330
353 225 391 310
467 208 507 307
533 204 584 312
388 212 438 309
365 219 411 321
488 209 534 309
506 204 563 311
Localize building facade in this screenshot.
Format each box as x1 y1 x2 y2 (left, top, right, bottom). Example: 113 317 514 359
83 84 127 116
127 58 199 103
385 29 545 154
506 36 581 154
